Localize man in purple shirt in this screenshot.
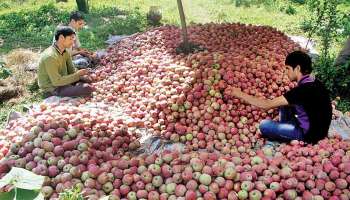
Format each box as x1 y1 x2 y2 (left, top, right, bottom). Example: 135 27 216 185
228 51 332 144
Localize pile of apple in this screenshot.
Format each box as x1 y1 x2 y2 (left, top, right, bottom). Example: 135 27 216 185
90 23 299 152
0 23 349 199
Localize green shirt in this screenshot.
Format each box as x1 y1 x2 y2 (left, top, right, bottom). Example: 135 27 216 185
38 45 80 92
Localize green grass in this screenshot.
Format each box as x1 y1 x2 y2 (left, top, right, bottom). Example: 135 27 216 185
0 92 42 129
0 2 146 53
0 0 313 54
1 0 349 53
58 186 84 200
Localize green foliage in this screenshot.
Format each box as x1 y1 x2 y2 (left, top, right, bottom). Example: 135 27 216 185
0 3 70 53
303 0 345 58
59 186 84 200
27 78 39 93
0 3 147 53
290 0 306 4
0 92 42 129
216 11 229 23
285 5 297 15
300 20 312 32
261 0 279 9
79 8 147 50
0 3 68 35
0 62 12 80
339 14 350 36
108 9 147 35
234 0 252 7
89 6 126 16
233 0 279 9
313 55 350 111
0 2 10 9
336 98 350 112
302 0 350 110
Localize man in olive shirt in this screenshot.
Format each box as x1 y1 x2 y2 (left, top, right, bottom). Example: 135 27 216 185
38 26 93 97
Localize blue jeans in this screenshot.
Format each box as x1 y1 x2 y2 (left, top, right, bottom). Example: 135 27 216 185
259 106 304 142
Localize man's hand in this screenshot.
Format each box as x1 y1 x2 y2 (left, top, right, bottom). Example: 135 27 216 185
77 49 92 56
230 87 243 97
90 52 97 59
78 50 89 56
80 75 93 83
77 69 89 76
82 49 91 54
225 85 289 110
225 86 243 98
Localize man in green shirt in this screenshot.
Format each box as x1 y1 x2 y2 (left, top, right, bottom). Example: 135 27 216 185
38 26 93 97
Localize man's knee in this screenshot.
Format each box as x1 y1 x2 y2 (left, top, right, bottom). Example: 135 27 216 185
81 84 94 96
259 119 274 135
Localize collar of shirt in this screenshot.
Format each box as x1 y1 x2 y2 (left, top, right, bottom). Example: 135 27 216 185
298 74 315 86
53 43 66 55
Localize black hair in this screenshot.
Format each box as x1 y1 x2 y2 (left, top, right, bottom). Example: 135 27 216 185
54 26 76 41
285 51 312 75
69 11 85 22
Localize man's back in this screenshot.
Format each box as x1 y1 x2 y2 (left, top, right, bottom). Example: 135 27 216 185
284 79 332 144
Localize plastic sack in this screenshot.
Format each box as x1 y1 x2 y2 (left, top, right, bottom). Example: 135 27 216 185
288 35 319 60
105 35 130 45
132 131 186 155
329 112 350 140
73 57 90 69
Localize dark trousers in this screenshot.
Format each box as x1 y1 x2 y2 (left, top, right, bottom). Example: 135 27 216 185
46 82 93 98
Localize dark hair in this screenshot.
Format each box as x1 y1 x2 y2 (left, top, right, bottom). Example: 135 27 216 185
69 11 84 22
285 51 312 75
54 26 76 41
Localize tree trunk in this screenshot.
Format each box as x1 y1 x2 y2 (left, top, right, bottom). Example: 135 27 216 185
177 0 189 51
76 0 89 13
56 0 68 2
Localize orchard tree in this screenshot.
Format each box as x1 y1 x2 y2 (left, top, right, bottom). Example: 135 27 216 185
76 0 89 13
176 0 203 54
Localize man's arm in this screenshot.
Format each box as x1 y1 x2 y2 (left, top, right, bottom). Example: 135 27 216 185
72 48 93 57
44 58 80 87
70 49 81 56
229 87 289 110
66 53 76 74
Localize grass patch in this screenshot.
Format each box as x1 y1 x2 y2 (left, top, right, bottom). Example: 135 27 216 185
79 7 147 51
0 3 69 53
336 99 350 113
0 1 148 53
0 92 42 129
1 0 348 54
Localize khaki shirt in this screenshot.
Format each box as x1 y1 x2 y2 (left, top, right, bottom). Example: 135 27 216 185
37 44 80 92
